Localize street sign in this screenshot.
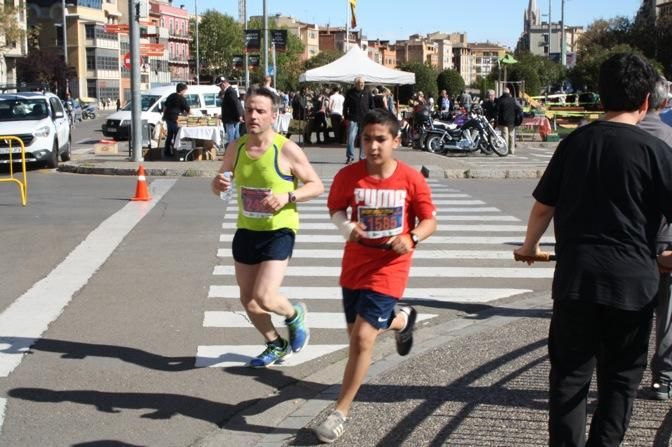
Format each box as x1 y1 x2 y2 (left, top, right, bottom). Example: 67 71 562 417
123 52 131 69
267 65 274 76
248 55 260 67
270 30 287 52
244 30 261 53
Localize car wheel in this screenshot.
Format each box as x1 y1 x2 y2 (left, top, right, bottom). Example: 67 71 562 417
60 138 72 162
46 141 59 168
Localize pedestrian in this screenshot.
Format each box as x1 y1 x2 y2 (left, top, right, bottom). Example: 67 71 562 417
106 97 112 110
162 82 190 158
514 53 672 446
262 75 278 95
343 76 374 164
381 87 396 116
482 89 497 123
496 87 518 154
439 89 450 113
314 108 437 443
216 76 244 144
210 85 324 368
328 86 345 144
638 75 672 401
288 87 309 142
116 98 121 111
459 90 471 110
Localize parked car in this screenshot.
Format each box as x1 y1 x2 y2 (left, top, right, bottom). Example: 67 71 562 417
0 92 71 168
102 85 223 144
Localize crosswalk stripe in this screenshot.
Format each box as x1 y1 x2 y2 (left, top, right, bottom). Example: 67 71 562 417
217 249 522 259
226 199 487 207
222 207 505 214
203 311 437 328
214 265 554 278
220 222 527 231
219 234 555 245
208 286 533 303
221 214 518 221
195 345 349 368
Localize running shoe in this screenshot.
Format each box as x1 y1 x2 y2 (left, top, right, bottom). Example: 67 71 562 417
248 338 291 368
286 302 310 352
313 410 347 444
395 304 417 356
650 380 672 400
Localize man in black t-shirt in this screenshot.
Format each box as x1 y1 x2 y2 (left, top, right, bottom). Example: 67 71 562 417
162 83 190 157
515 54 672 446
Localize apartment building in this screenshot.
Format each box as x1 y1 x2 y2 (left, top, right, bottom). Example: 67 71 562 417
253 14 319 61
0 0 28 90
517 0 583 63
426 32 454 70
468 42 506 81
365 39 396 68
395 34 438 67
319 26 361 54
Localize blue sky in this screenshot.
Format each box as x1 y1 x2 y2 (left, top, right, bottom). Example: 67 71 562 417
190 0 643 48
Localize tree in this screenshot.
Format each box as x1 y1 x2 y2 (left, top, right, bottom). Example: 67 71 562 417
507 63 541 96
0 3 24 52
192 10 243 78
303 50 341 70
15 26 64 92
567 43 639 92
436 69 464 98
398 62 437 104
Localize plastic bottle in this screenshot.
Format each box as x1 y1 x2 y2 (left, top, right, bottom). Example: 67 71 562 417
219 171 234 201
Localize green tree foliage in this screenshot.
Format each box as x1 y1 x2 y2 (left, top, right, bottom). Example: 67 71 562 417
15 26 64 90
436 69 464 97
398 62 437 104
192 10 243 78
0 3 24 51
303 50 341 70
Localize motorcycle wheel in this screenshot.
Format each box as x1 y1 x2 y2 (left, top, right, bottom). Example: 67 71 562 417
489 133 508 156
478 135 493 155
425 135 443 154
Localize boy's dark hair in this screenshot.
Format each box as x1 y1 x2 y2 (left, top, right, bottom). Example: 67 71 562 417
245 85 279 113
598 53 658 112
362 108 400 137
176 82 188 93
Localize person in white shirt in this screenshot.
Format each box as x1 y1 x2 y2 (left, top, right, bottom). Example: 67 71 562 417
328 86 345 144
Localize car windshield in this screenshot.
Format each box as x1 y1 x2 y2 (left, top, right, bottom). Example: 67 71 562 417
121 95 161 112
0 97 50 121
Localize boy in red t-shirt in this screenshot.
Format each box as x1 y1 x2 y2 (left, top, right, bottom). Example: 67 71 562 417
314 109 437 443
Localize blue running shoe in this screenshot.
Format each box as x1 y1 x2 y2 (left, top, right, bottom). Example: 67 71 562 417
286 303 310 353
248 338 291 368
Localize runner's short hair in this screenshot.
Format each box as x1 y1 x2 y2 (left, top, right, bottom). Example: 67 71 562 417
245 85 279 113
599 53 658 112
362 108 400 137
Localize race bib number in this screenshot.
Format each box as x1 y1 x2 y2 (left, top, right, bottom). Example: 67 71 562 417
357 205 404 239
241 187 273 218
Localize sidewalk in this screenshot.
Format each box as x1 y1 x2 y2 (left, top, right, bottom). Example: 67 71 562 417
193 292 671 447
58 141 558 180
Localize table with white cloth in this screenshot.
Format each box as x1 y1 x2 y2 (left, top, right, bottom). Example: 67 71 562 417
174 125 224 160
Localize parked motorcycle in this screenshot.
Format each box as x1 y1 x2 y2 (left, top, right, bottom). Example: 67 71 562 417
424 105 508 156
82 105 97 120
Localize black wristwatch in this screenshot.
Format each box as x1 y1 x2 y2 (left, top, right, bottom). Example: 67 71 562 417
288 191 297 203
410 232 420 247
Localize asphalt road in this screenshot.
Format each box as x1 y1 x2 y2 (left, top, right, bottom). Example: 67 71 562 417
0 171 552 446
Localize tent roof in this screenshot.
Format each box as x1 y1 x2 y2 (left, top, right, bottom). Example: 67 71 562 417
299 46 415 85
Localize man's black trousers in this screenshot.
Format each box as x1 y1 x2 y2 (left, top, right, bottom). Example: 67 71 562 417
548 299 652 447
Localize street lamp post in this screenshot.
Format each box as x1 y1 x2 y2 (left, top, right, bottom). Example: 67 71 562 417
62 0 68 66
195 0 199 84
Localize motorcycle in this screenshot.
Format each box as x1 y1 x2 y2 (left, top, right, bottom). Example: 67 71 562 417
401 106 453 150
424 105 508 156
82 105 97 120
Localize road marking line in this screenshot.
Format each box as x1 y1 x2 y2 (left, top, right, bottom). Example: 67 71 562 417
0 398 5 437
195 345 349 368
220 222 526 231
213 265 554 278
203 311 437 329
219 234 555 245
221 214 517 222
217 248 523 259
222 207 505 214
0 180 176 378
208 286 533 303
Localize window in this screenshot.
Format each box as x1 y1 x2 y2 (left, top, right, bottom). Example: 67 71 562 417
202 93 218 107
85 24 95 39
185 94 200 108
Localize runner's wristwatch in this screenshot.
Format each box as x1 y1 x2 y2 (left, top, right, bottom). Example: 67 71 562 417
410 232 420 247
288 191 297 203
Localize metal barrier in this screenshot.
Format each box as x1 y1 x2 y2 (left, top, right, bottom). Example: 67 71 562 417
0 136 28 206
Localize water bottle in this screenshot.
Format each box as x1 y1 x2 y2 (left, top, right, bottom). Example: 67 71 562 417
219 171 234 202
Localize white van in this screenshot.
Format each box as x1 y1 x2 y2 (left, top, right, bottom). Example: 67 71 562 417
101 85 223 142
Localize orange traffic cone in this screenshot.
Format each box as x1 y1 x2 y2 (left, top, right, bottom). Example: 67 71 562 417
131 165 152 201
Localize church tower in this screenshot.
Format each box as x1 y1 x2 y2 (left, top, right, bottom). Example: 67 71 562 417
524 0 541 33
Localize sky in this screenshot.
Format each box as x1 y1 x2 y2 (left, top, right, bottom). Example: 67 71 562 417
190 0 644 49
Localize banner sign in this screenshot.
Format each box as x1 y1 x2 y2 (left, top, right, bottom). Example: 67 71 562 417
248 55 260 67
270 29 287 52
244 30 261 52
232 55 244 69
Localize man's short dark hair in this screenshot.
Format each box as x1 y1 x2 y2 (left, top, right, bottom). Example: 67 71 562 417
649 76 670 111
362 108 399 137
176 82 188 93
245 85 279 113
598 53 658 112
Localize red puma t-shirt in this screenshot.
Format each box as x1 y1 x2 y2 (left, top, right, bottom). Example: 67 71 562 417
327 160 436 298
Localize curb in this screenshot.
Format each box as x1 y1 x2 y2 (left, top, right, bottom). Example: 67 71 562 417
58 163 220 177
190 291 552 447
421 164 544 179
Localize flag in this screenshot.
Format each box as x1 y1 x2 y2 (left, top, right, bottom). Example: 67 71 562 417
349 0 357 28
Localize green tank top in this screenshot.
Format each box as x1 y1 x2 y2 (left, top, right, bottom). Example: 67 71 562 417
233 133 299 231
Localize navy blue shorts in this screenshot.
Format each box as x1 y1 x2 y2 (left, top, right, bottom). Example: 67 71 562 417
232 228 295 265
342 288 398 330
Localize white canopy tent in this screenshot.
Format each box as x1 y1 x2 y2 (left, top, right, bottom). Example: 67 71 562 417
298 45 415 85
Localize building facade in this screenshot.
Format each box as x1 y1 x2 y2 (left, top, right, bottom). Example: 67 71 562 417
257 14 320 61
468 42 506 81
394 35 438 67
365 39 396 68
0 0 28 91
319 27 361 54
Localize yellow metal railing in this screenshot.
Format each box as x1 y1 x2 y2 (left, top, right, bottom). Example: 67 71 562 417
0 136 28 206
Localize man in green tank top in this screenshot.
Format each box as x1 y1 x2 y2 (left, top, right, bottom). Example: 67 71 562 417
211 86 324 367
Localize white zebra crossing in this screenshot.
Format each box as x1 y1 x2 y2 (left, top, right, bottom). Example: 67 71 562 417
196 179 553 368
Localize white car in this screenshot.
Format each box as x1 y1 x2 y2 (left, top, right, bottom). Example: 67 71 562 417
0 92 71 168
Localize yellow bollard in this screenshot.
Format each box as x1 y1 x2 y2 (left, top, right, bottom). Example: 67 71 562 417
0 136 28 206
